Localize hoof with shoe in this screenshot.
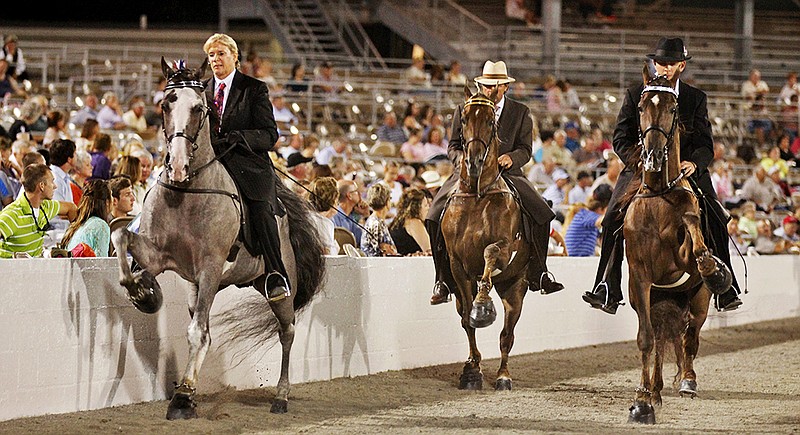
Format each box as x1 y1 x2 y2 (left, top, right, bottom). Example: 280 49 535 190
495 378 512 391
166 393 197 420
459 370 483 390
469 299 497 328
128 270 163 314
679 379 697 398
628 402 656 425
270 399 288 414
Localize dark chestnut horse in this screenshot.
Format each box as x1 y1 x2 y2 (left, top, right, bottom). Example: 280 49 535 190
440 88 530 391
623 63 731 424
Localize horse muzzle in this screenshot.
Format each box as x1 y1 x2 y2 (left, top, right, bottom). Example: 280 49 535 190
642 147 664 172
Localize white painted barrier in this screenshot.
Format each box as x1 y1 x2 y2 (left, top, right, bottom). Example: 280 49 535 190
1 255 798 421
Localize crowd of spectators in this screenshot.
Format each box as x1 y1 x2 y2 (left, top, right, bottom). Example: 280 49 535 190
1 36 799 260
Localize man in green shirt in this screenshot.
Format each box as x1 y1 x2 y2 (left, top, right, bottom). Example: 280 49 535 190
0 164 77 258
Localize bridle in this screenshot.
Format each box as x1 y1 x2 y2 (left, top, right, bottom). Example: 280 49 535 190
461 95 503 197
161 79 225 182
638 79 683 194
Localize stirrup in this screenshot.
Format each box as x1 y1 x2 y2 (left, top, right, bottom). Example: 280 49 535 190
538 271 564 294
265 271 291 302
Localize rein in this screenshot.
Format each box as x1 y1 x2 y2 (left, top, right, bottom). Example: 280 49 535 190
638 79 682 195
461 96 507 198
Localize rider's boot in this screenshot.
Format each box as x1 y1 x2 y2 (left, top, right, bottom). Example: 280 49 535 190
715 287 742 312
526 222 564 294
427 219 452 305
583 232 624 314
266 271 291 302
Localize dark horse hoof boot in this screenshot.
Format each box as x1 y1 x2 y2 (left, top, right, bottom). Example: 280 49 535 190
469 299 497 328
459 371 483 390
270 399 288 414
430 281 451 305
128 270 163 314
166 392 197 420
495 378 512 391
628 403 656 424
679 379 698 398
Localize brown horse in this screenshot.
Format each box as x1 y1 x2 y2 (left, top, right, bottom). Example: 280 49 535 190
623 63 731 424
440 87 530 391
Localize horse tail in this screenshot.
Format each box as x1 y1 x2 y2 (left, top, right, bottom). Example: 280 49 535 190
276 181 327 312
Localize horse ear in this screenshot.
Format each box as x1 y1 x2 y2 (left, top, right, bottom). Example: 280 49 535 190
197 58 209 80
643 60 657 84
489 85 499 102
161 56 173 80
464 83 473 100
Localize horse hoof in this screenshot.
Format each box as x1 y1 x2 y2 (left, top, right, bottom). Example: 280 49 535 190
128 270 163 314
469 300 497 328
458 371 483 390
270 399 288 414
679 379 697 398
495 378 512 391
628 403 656 425
166 393 197 420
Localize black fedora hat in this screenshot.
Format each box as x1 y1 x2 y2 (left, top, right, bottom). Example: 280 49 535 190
646 37 692 63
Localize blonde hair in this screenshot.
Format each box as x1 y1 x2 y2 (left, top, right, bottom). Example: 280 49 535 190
203 33 240 67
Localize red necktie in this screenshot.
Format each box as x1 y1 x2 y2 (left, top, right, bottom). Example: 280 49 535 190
214 82 226 126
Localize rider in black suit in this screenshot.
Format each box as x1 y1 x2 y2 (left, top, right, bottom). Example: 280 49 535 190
582 37 742 314
426 60 564 305
202 33 289 301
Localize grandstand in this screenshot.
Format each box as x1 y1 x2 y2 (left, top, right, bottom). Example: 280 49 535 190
2 0 800 196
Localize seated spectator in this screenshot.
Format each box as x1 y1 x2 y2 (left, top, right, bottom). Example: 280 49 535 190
564 183 612 256
736 201 759 241
774 214 800 244
360 182 397 257
506 0 539 25
69 93 100 126
312 61 341 95
446 60 467 86
280 132 304 160
69 149 93 205
760 146 790 179
254 58 279 91
9 138 33 177
768 165 792 201
567 170 593 205
590 126 613 153
0 164 77 258
0 59 25 99
740 165 784 212
308 176 340 255
777 133 796 163
60 179 112 257
96 91 127 130
375 112 407 145
47 139 77 243
129 147 155 194
334 179 367 242
777 71 799 106
404 57 429 86
590 151 622 193
271 93 298 128
422 127 448 162
74 118 100 152
377 161 403 211
88 133 115 181
528 156 557 188
315 139 349 166
2 34 29 82
779 94 799 140
122 96 153 136
7 98 43 144
572 136 603 168
400 128 426 162
0 137 22 197
543 129 576 170
710 160 735 206
107 175 135 220
563 121 582 153
726 214 750 255
286 63 309 93
114 155 142 214
389 187 431 256
542 168 571 218
42 109 71 147
754 218 790 254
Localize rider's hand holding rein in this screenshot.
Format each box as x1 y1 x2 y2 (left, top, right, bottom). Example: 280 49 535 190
680 160 697 176
498 154 513 169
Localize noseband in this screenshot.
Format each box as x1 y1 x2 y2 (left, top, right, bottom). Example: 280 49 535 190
162 79 214 181
462 96 501 197
638 81 683 193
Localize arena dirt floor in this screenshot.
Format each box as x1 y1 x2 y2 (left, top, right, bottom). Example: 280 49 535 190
1 316 798 434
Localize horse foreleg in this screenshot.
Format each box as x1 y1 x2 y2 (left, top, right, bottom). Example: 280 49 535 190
112 228 168 314
495 278 525 391
452 263 483 390
680 286 711 398
652 338 665 406
628 272 656 424
471 241 506 328
267 297 296 414
166 271 219 420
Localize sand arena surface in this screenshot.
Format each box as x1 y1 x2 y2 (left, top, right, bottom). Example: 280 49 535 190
1 317 798 434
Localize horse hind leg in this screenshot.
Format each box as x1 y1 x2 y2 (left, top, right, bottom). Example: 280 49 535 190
267 297 297 413
680 287 711 399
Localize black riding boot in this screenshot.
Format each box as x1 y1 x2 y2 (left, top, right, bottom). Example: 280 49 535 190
426 219 452 305
583 230 625 314
526 221 564 294
703 203 743 311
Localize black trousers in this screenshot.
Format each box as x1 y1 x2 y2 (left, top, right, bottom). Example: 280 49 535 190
248 199 289 288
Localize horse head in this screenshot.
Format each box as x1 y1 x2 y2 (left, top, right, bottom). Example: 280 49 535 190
638 60 679 175
460 85 498 192
160 57 210 183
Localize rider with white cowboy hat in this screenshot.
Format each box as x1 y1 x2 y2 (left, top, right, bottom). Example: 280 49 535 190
425 60 564 305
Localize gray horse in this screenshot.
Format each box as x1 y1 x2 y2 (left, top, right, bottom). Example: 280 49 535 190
112 58 325 419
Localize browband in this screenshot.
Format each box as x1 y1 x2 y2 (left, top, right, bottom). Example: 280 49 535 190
165 80 204 90
642 85 678 98
464 97 495 109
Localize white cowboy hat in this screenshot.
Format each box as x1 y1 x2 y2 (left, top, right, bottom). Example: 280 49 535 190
421 170 446 189
474 60 516 85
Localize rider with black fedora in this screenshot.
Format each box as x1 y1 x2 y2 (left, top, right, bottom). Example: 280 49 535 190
582 37 742 314
426 60 564 306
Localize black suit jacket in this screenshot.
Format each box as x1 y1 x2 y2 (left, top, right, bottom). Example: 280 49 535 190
605 79 717 226
429 97 554 225
204 71 279 202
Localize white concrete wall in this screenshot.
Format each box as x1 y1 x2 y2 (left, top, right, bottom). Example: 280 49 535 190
1 255 798 421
